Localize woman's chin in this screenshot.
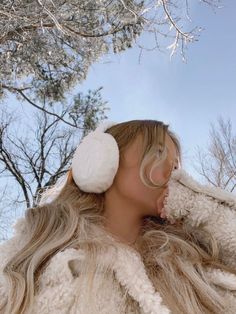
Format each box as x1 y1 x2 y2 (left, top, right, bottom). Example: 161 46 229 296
149 205 162 217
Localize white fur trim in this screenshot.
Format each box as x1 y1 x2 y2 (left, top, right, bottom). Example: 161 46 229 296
204 268 236 290
98 246 170 314
164 169 236 222
163 169 236 268
172 169 236 209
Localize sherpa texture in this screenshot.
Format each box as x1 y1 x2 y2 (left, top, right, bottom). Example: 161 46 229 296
0 169 236 313
71 121 119 193
164 169 236 269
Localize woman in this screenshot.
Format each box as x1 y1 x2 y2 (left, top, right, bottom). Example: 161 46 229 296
0 119 235 314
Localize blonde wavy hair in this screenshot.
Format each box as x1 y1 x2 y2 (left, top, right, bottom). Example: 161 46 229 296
2 119 236 314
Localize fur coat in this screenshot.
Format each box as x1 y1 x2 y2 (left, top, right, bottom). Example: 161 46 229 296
0 169 236 313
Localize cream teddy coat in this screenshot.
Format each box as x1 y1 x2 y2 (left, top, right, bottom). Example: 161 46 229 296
0 169 236 313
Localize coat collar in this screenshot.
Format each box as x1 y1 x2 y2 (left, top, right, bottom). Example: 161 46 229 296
7 217 170 313
110 246 170 314
86 244 170 314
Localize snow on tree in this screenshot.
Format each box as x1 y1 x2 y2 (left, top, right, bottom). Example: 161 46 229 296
0 0 221 102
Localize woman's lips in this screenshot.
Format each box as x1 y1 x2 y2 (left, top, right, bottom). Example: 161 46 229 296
156 188 169 217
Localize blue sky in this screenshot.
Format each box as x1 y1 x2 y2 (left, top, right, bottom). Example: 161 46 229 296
77 1 236 178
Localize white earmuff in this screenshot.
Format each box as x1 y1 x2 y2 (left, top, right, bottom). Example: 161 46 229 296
71 121 119 193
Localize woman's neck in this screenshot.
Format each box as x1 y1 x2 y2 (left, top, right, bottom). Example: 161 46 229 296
103 190 144 246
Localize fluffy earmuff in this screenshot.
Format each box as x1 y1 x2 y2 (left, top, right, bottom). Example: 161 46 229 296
71 121 119 193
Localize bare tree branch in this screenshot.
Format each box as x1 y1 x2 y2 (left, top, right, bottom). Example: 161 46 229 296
0 87 109 222
194 116 236 192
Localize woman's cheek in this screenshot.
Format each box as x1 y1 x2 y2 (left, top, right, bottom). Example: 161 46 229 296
151 168 165 184
152 159 172 184
150 162 171 185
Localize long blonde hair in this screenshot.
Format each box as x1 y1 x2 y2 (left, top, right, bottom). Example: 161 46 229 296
1 119 236 314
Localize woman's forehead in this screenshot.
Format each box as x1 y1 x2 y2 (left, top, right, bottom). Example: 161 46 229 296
122 132 179 164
